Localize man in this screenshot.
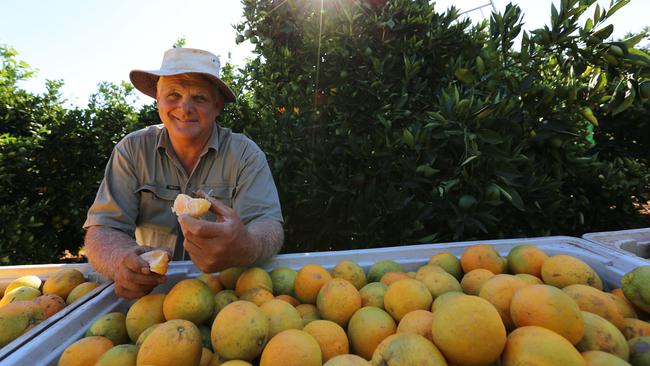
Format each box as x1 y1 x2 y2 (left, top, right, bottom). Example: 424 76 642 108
83 48 284 299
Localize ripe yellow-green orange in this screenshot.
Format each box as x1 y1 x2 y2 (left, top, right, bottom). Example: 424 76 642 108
621 266 650 313
196 273 223 294
432 294 506 366
428 252 463 280
125 293 166 342
331 260 367 290
42 268 86 300
94 344 138 366
370 333 447 366
85 312 130 346
347 306 397 360
235 267 273 296
541 255 603 290
66 281 100 305
212 300 269 361
260 298 303 338
303 319 349 362
460 244 506 275
510 284 585 345
163 278 215 325
58 336 113 366
294 264 332 304
4 275 42 295
383 279 432 322
507 244 549 277
259 329 322 366
317 278 362 327
0 300 45 347
137 319 203 366
501 326 586 366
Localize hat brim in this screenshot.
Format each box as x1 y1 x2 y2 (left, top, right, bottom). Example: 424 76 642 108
129 69 236 103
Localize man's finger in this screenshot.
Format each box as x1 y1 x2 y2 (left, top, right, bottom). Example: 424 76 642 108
122 251 151 274
197 191 232 217
179 214 228 238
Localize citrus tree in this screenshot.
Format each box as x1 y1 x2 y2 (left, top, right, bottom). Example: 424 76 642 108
227 0 649 252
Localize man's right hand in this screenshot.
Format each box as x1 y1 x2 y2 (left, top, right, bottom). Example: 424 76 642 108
113 246 167 299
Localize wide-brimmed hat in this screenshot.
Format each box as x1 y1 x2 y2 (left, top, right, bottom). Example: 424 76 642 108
129 48 236 103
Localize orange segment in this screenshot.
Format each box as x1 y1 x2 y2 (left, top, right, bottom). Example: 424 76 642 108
172 193 211 218
140 250 170 275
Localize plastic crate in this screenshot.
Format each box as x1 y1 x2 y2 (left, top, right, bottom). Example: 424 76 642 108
583 228 650 259
0 263 108 361
4 235 647 365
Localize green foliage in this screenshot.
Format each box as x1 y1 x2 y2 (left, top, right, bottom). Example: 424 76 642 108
0 45 148 264
225 0 649 252
1 0 649 264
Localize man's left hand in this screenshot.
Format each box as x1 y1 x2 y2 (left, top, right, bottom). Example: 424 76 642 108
177 193 257 273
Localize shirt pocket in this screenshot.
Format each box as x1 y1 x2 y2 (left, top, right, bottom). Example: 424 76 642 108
198 184 234 222
135 183 179 232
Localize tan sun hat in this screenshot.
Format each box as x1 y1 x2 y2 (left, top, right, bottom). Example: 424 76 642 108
129 47 236 103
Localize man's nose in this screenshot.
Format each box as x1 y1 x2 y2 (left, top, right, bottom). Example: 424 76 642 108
179 96 195 112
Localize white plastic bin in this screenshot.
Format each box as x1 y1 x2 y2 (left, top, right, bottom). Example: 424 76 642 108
3 235 647 365
583 227 650 259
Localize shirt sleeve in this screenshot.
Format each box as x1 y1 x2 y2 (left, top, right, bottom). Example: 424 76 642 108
83 141 140 235
233 149 284 226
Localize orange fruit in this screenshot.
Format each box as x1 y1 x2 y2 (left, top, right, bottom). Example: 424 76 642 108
507 245 548 277
58 336 113 366
66 282 100 305
316 278 362 327
212 301 269 361
460 244 506 275
432 294 506 366
303 319 349 362
331 260 367 290
260 329 322 366
137 319 203 366
260 299 304 338
196 273 223 294
347 306 396 360
396 309 434 342
460 268 496 295
163 279 215 325
42 268 85 300
126 293 166 342
502 326 586 366
383 279 432 322
510 284 585 345
294 264 332 304
235 267 273 296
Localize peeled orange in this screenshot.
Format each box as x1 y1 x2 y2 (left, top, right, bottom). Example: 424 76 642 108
140 250 170 275
172 193 211 218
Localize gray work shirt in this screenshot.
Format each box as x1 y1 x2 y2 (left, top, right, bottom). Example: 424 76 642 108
83 124 283 260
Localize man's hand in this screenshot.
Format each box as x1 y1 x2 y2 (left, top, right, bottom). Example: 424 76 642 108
177 193 257 273
113 246 167 299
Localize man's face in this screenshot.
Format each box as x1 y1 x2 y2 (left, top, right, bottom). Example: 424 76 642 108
156 74 224 145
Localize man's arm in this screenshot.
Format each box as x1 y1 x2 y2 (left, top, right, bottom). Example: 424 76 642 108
249 220 284 265
85 226 165 299
85 226 139 278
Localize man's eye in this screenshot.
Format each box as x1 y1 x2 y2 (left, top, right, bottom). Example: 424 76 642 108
167 92 181 99
193 95 208 102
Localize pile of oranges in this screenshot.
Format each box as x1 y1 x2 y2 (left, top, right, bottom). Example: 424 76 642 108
57 243 650 365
